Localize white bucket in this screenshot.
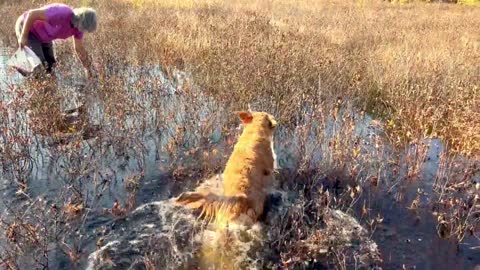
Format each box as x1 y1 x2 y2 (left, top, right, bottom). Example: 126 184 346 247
7 47 42 75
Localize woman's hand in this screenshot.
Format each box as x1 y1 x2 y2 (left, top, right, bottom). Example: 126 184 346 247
84 67 92 80
74 38 95 80
18 35 28 48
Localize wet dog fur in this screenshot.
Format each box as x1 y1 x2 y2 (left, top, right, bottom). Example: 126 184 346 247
174 111 277 226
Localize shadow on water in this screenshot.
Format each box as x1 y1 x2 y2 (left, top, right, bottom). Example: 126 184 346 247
0 48 478 269
365 139 479 269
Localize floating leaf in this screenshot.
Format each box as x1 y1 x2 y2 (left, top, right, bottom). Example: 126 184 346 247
353 147 360 158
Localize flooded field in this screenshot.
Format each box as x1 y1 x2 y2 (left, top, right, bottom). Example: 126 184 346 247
0 46 479 270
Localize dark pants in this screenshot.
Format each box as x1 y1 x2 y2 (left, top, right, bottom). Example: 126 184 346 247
15 16 56 73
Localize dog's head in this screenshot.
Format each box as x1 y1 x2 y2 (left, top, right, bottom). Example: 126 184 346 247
236 111 277 131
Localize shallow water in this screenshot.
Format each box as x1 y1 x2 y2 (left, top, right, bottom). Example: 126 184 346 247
367 139 479 269
0 48 478 269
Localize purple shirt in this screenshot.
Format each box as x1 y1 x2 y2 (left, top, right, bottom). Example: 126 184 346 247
22 3 83 43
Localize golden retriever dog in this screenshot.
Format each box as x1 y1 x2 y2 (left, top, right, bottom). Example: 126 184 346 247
174 111 277 226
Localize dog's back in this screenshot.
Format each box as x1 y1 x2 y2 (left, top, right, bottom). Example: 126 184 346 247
175 111 277 226
222 112 277 219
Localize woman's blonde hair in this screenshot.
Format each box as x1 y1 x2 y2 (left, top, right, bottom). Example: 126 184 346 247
72 7 97 33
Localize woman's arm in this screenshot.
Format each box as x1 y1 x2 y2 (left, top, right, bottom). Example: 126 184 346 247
19 8 47 47
73 37 92 78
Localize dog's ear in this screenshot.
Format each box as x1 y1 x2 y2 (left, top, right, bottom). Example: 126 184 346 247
268 118 277 128
236 111 253 124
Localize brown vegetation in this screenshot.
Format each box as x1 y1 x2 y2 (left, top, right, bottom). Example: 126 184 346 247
1 0 478 155
0 0 478 269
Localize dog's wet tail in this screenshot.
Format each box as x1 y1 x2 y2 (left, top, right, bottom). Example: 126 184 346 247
174 192 252 224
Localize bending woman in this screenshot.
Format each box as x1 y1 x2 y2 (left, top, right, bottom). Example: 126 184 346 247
15 3 97 76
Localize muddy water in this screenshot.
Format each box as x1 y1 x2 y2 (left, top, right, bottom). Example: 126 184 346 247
367 140 479 269
0 48 478 269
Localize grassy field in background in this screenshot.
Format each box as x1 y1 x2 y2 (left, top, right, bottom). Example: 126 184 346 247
0 0 478 155
0 1 478 268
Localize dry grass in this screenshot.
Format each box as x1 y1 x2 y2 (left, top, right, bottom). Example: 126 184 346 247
1 0 478 155
0 0 478 269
